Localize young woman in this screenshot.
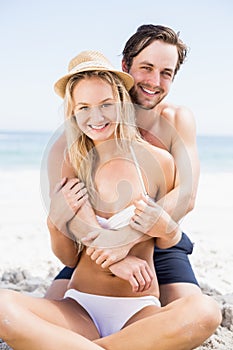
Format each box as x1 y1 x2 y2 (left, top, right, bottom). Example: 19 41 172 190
0 51 221 350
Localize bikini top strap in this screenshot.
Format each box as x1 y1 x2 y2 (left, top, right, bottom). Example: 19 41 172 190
129 145 147 196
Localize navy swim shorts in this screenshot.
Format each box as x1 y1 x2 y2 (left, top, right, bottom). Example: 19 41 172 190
55 232 198 286
154 232 199 285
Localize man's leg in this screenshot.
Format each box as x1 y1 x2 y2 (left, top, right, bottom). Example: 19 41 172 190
155 232 201 305
44 266 74 299
159 282 201 305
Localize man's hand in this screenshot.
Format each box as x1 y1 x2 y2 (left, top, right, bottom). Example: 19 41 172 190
130 194 178 236
82 230 135 268
49 177 88 234
85 241 133 268
81 225 144 267
109 256 154 293
130 194 182 248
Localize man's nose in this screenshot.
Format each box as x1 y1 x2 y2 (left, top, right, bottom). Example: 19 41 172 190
148 69 160 86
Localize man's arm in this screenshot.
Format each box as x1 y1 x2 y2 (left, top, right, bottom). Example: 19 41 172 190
46 133 91 266
47 216 79 267
46 133 141 264
157 106 200 222
46 131 179 266
129 106 199 245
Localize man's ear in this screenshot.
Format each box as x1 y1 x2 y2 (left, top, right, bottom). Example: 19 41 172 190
122 59 128 73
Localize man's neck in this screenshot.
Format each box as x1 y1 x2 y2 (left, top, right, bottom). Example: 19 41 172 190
135 104 160 131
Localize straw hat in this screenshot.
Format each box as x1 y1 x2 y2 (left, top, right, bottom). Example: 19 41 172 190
54 50 134 98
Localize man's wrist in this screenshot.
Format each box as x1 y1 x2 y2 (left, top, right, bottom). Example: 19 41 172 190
155 227 182 249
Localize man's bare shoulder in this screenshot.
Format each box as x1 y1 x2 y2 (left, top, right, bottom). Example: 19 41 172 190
48 132 66 159
157 101 194 124
142 141 174 167
142 142 175 192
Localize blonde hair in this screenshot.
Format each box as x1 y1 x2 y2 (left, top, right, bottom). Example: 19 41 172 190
64 70 143 205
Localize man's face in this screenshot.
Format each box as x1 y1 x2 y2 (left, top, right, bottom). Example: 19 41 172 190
124 40 178 110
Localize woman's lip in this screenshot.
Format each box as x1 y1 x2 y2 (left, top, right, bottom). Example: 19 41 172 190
89 123 109 130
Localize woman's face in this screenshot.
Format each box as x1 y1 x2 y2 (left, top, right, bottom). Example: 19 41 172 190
72 76 118 145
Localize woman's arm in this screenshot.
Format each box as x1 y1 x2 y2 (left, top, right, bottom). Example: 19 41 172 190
109 255 154 293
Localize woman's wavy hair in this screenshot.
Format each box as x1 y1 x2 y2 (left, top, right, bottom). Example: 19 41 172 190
64 70 143 205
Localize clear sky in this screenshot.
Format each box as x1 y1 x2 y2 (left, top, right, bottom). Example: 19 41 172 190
0 0 232 135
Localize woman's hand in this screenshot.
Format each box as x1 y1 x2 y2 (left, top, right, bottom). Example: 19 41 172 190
109 255 154 293
49 177 88 235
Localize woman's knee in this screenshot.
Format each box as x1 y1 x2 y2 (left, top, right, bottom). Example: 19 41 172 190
196 294 222 331
0 289 22 339
0 289 17 314
185 293 222 333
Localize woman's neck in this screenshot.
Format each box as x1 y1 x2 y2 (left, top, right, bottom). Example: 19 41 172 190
94 139 123 163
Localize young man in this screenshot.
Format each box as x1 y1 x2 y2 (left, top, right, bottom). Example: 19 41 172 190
46 24 200 306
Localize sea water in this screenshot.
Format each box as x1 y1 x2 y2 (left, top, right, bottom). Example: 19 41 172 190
0 130 233 173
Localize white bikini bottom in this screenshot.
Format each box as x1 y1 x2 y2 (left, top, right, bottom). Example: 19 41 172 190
64 289 160 337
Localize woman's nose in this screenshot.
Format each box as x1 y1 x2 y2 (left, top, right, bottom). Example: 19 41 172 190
89 106 105 122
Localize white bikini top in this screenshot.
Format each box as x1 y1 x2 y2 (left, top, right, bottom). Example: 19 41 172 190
96 205 135 229
95 146 147 230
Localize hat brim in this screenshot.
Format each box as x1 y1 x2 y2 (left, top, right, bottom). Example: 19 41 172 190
54 67 134 98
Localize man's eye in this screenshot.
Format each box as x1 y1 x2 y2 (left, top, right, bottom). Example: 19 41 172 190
141 66 152 71
162 71 172 79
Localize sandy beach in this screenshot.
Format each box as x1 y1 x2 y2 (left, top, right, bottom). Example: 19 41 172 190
0 169 233 349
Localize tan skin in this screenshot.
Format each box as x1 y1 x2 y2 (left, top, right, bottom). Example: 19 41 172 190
123 40 200 221
123 41 200 303
46 41 200 304
63 78 172 298
0 75 221 350
49 77 179 295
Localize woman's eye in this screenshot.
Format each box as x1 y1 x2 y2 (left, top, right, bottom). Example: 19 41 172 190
101 103 112 108
80 106 89 111
74 106 89 118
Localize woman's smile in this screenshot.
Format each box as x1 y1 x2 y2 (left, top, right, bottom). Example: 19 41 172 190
88 122 110 131
73 77 118 144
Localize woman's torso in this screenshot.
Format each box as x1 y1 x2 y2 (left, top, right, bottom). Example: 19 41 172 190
68 143 167 298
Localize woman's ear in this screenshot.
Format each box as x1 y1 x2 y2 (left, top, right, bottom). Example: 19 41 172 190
121 59 128 73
